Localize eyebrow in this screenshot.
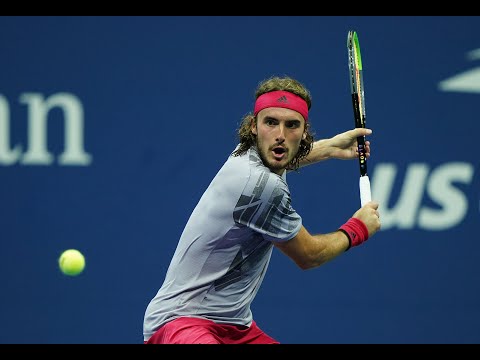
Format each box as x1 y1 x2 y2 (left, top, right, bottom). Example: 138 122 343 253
263 116 301 123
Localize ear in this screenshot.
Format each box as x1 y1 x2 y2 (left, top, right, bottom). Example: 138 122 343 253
251 119 258 135
302 132 307 140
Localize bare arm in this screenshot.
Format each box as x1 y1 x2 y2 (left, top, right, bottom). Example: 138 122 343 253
273 201 381 270
274 226 349 270
299 128 372 168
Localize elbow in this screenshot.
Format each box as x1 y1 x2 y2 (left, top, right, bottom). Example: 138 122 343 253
295 256 324 271
297 262 312 271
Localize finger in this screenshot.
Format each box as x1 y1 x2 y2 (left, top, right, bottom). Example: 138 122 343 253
364 141 371 157
351 128 372 137
361 128 372 136
368 201 379 210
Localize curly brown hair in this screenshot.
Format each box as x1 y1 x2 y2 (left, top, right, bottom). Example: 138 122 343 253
232 75 315 171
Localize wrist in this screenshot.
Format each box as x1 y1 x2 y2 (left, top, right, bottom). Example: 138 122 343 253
338 218 369 251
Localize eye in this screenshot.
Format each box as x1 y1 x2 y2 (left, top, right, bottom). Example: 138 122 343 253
265 118 277 126
286 121 301 129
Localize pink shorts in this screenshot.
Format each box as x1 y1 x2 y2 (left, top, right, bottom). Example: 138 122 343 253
145 317 280 344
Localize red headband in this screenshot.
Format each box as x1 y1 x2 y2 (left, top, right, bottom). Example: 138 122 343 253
254 90 308 121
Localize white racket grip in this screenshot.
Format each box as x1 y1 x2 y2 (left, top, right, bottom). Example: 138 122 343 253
359 175 372 207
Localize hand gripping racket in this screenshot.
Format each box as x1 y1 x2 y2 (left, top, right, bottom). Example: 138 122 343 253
347 30 371 207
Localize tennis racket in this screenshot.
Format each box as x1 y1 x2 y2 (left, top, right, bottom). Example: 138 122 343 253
347 30 371 207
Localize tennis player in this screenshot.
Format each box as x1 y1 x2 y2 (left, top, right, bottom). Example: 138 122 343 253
143 76 381 344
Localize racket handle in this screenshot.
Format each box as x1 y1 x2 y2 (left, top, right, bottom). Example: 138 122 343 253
359 175 372 207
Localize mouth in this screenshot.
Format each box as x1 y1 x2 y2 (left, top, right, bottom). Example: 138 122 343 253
271 146 287 160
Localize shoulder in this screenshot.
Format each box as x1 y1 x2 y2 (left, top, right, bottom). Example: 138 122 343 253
222 147 288 190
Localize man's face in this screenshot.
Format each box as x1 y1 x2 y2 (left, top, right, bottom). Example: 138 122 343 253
252 107 306 175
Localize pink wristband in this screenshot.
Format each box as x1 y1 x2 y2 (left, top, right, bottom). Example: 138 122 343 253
338 218 369 250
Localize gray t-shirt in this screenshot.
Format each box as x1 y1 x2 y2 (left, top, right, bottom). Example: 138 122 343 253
143 146 302 341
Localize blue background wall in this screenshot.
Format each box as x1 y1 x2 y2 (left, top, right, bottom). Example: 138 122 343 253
1 16 479 344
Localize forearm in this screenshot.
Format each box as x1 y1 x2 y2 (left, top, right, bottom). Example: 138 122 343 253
274 226 350 270
299 128 371 168
298 139 333 168
306 231 350 269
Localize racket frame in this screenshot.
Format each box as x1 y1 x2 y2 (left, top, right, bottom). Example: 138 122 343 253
347 30 371 206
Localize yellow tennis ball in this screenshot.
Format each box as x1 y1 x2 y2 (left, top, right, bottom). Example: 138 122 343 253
59 249 85 276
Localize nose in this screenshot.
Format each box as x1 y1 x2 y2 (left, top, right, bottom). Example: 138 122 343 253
276 124 286 143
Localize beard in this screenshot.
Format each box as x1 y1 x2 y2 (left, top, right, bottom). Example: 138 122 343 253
256 138 296 174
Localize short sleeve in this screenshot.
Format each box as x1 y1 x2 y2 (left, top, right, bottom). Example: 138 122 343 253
233 167 302 242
